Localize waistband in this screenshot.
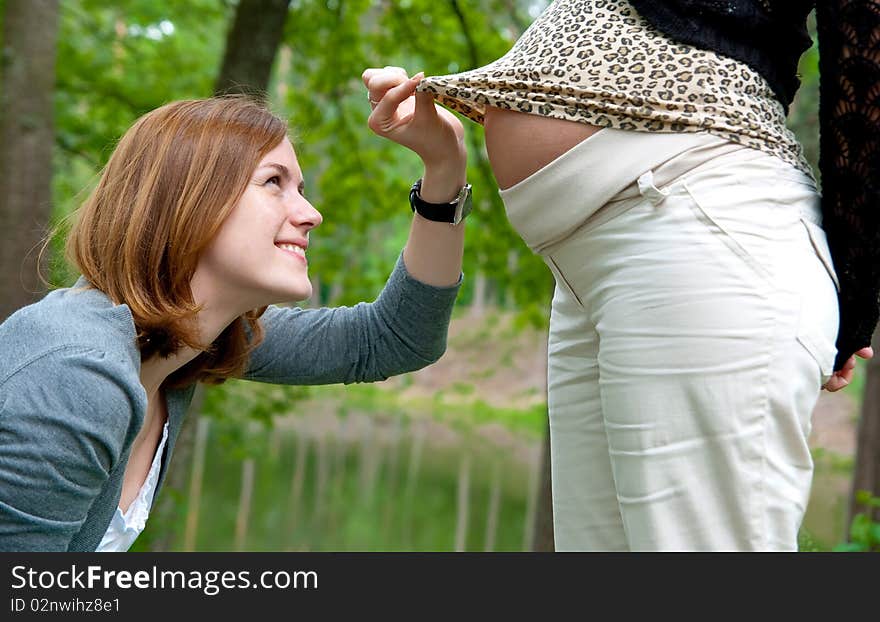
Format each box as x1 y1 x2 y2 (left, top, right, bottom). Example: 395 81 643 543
498 128 810 255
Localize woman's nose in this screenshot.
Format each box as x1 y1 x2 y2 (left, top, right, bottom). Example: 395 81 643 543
291 198 322 230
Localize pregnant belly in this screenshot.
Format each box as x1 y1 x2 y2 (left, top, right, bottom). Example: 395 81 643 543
483 106 603 190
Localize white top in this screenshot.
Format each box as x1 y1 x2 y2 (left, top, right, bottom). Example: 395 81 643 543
96 421 169 552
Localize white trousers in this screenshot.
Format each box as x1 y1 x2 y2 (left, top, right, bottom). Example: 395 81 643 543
499 129 840 551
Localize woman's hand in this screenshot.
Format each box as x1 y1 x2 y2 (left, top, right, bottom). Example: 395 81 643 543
822 346 874 391
362 66 466 176
361 66 466 289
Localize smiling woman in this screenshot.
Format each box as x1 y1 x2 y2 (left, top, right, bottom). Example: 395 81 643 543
0 74 470 552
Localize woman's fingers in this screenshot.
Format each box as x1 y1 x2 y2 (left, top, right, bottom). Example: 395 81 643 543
821 345 877 391
368 73 423 135
361 66 407 89
362 66 411 105
822 348 870 391
365 71 410 103
823 369 851 391
361 66 463 164
380 74 420 109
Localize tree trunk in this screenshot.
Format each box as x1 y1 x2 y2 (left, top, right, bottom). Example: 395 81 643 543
312 434 329 525
531 422 555 551
234 458 256 551
214 0 291 97
0 0 60 322
846 324 880 536
454 452 471 552
402 427 425 548
532 352 555 551
470 272 488 317
484 459 502 551
285 433 309 551
181 407 209 551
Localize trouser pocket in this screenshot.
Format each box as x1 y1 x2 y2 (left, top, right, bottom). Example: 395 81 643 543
682 173 839 383
796 311 838 383
794 216 840 382
544 255 585 308
682 178 779 289
798 216 840 293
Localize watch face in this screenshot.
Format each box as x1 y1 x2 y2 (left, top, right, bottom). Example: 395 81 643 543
453 184 473 225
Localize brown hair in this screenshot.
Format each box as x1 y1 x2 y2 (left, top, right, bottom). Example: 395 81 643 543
66 96 290 388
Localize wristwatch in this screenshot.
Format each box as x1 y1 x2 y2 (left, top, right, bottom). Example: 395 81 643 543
409 178 473 225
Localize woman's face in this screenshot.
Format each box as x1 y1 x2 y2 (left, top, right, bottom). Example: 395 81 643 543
196 137 322 309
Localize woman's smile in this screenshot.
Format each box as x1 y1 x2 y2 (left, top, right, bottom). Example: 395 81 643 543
275 241 307 264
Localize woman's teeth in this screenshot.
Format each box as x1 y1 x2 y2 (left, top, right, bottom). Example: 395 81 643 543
277 243 305 257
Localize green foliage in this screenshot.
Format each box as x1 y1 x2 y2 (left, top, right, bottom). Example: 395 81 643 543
833 491 880 552
301 380 547 439
810 446 855 474
797 528 824 552
49 0 231 287
55 0 227 164
451 381 476 396
201 380 311 460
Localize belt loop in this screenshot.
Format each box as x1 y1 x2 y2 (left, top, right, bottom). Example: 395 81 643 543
637 170 669 206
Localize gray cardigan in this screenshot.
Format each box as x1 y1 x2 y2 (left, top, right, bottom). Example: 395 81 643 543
0 254 462 551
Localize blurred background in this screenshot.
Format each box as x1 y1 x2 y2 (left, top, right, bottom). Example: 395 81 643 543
1 1 877 552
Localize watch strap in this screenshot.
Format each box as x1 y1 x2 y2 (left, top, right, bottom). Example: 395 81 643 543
409 178 472 225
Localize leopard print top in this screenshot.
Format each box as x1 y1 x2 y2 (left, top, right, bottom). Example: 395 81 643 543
416 0 814 182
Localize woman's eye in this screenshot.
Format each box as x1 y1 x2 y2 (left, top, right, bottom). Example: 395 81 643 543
265 175 281 187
